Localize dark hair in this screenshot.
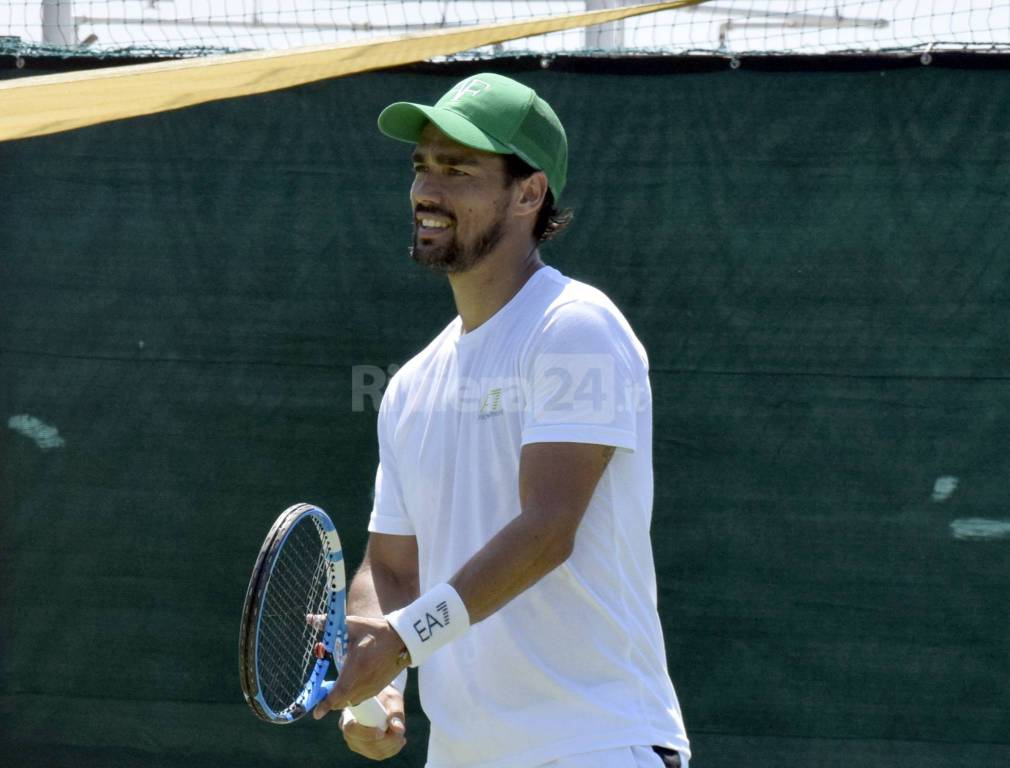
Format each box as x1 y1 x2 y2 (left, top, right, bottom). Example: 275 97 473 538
502 153 574 243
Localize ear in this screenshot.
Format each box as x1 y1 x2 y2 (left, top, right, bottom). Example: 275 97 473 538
514 171 549 218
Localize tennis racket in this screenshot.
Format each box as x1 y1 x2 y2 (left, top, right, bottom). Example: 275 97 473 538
239 502 388 727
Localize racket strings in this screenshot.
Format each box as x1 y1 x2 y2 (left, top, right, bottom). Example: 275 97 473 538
257 517 331 712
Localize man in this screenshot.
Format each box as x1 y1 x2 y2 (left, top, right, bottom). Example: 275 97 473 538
313 73 690 768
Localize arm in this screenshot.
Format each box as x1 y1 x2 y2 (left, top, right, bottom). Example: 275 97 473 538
321 440 615 714
324 533 419 760
450 441 615 622
332 533 419 686
348 532 420 618
337 533 418 693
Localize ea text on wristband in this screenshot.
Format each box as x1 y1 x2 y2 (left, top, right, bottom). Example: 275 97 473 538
385 582 470 668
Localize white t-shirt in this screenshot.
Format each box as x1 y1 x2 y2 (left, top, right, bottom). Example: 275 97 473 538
369 266 689 768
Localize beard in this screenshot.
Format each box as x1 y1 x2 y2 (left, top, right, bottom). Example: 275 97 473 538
409 207 508 275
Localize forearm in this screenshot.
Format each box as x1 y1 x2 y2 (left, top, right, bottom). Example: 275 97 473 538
348 541 420 618
449 504 573 624
385 443 609 667
330 536 417 706
447 442 611 624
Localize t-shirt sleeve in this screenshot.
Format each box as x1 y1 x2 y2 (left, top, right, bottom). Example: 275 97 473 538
367 389 415 535
520 300 647 452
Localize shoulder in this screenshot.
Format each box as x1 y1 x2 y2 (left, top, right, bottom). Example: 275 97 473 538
532 272 648 368
539 270 631 328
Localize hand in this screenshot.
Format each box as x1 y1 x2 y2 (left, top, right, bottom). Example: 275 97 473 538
314 615 409 720
340 685 407 761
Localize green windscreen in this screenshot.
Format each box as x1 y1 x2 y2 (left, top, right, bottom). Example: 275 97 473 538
2 61 1009 767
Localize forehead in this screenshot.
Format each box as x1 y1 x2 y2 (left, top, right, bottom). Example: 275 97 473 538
413 122 505 169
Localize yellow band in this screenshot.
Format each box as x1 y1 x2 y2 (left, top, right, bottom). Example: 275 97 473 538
0 0 706 143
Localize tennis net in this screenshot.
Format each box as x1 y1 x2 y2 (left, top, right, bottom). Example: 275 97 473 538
2 1 1008 60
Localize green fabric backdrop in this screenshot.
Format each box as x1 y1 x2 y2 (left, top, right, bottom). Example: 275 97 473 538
2 62 1008 767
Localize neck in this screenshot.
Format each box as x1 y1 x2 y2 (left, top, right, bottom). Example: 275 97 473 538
449 240 544 333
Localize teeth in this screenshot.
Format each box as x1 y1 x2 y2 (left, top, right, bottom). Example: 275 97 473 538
419 218 449 229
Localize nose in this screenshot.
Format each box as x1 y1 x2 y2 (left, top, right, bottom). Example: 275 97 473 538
411 171 444 210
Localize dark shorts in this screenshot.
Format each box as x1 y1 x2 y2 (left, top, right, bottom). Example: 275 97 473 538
651 746 682 768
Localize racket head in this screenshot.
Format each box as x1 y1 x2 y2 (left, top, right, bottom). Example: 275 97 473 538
238 503 349 724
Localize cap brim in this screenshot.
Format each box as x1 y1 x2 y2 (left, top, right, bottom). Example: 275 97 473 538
378 102 512 155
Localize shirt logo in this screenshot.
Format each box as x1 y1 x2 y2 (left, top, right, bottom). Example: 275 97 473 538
478 387 504 420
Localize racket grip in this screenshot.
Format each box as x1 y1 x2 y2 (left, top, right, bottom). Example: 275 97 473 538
348 696 388 729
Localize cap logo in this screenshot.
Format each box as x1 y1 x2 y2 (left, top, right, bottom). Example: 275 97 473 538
450 77 491 102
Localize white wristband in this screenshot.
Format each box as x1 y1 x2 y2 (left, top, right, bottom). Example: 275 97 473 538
385 582 470 668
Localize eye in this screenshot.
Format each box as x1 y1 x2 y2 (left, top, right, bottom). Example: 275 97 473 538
412 163 428 174
447 167 468 177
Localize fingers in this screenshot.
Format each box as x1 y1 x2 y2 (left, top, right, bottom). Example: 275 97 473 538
387 714 406 737
341 720 387 743
340 687 407 760
314 617 408 720
344 728 406 760
313 686 339 720
379 685 406 737
305 613 326 630
343 720 406 760
381 703 406 731
315 667 373 720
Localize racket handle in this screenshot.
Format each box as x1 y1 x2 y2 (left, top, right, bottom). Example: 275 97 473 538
347 697 388 729
317 680 388 729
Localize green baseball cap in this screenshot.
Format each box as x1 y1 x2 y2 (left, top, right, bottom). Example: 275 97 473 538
377 73 568 199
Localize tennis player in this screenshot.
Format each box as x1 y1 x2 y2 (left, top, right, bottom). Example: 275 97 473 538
314 73 690 768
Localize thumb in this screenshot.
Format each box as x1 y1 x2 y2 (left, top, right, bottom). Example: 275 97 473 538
382 688 406 735
313 680 349 721
312 696 333 720
388 714 406 736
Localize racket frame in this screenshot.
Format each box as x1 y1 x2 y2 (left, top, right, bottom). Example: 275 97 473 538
239 503 349 724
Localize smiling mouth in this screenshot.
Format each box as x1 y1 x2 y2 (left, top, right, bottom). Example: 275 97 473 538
417 218 451 229
415 215 454 238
